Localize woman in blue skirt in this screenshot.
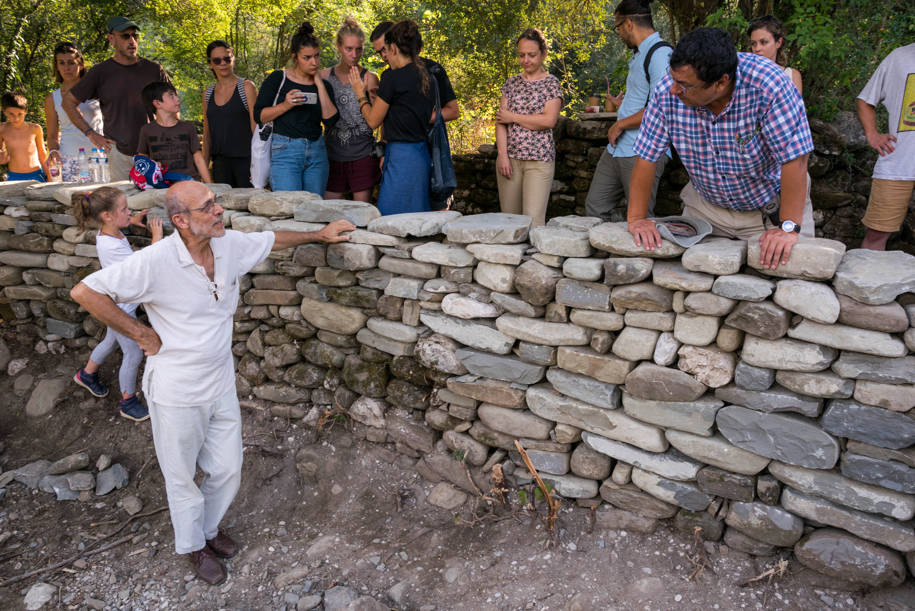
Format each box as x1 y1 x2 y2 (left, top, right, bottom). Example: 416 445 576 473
350 20 433 214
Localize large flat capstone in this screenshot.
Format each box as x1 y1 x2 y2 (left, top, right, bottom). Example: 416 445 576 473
443 213 531 244
589 222 684 258
293 199 380 226
367 211 461 237
794 529 907 588
833 249 915 305
747 236 846 280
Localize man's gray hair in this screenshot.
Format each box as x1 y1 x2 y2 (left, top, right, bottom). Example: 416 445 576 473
164 189 186 219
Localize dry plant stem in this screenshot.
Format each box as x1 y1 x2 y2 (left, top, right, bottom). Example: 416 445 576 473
462 462 484 497
0 533 135 587
513 440 560 531
739 558 789 587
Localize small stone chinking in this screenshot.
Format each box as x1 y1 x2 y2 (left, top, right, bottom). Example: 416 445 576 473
2 178 915 589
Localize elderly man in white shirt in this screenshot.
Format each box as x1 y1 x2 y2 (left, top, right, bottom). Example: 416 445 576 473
71 181 354 585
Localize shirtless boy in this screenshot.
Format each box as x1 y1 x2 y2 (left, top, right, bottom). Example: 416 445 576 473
0 92 49 182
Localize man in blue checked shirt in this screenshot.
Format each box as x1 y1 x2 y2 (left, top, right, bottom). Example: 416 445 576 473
627 27 814 269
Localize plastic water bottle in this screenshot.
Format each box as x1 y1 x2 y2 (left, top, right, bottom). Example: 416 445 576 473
98 149 110 183
77 148 90 184
89 148 100 183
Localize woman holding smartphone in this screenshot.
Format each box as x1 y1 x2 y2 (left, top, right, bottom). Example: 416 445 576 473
254 21 338 192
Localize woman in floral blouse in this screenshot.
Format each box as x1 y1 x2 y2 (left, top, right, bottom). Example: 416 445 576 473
495 28 563 227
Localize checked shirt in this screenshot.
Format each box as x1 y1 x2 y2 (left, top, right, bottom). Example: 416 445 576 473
633 52 813 211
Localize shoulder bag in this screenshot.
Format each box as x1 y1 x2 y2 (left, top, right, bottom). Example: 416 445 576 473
427 76 456 210
250 70 286 189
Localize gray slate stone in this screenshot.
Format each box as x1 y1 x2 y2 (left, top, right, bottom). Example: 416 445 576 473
95 463 129 496
775 370 853 398
420 311 514 354
599 480 678 519
788 320 907 358
610 282 673 312
696 468 755 502
631 468 711 512
666 430 771 475
25 377 69 417
841 453 915 495
456 348 545 384
837 294 910 333
556 346 635 384
621 392 720 436
443 213 531 244
562 257 605 281
603 257 653 284
714 384 822 417
465 243 527 265
546 367 620 409
529 226 593 257
821 399 915 450
589 222 684 258
734 360 775 391
747 237 846 281
680 238 746 275
716 405 839 469
724 301 790 340
833 249 915 305
624 363 707 402
794 529 906 588
831 353 915 384
527 385 667 451
582 432 702 481
740 335 837 372
495 314 590 346
293 199 380 226
568 310 624 331
711 274 774 301
725 501 804 547
683 292 736 316
767 461 915 521
367 211 461 237
773 279 840 323
651 261 714 291
555 278 611 311
538 474 599 499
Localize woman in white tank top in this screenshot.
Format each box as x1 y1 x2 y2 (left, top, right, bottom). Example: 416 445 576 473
747 16 803 94
44 42 103 182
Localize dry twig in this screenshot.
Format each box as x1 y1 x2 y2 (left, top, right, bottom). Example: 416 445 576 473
739 558 789 587
513 440 560 531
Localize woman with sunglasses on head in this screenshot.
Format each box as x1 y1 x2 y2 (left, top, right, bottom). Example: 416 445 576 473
254 22 338 193
44 42 103 182
747 15 802 94
319 17 381 202
202 40 258 187
495 28 562 227
350 20 435 214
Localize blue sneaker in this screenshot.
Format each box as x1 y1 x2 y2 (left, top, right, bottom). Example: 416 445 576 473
73 368 109 398
119 395 149 422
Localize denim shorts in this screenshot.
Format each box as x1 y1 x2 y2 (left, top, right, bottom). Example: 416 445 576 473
269 133 329 194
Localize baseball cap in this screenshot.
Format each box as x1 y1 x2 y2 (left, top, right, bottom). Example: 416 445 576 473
650 215 713 248
108 16 140 33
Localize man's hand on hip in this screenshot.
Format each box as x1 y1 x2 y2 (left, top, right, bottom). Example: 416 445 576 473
759 228 798 269
627 218 662 251
137 326 162 356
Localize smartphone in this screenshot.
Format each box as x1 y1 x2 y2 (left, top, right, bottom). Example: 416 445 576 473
299 92 317 105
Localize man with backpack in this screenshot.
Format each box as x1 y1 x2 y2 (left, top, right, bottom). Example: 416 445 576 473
585 0 671 221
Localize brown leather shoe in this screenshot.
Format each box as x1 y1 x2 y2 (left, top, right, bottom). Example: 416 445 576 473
206 531 239 558
188 546 227 585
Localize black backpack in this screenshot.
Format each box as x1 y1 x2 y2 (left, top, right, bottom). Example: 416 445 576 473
640 40 673 107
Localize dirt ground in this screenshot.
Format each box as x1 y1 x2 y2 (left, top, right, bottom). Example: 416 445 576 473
2 326 915 611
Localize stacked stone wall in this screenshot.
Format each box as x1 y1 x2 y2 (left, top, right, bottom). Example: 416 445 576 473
3 179 915 588
451 111 915 252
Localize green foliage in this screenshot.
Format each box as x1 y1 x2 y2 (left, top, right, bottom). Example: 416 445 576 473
1 0 911 152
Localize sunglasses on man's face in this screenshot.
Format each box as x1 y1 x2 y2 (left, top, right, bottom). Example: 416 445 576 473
209 56 233 65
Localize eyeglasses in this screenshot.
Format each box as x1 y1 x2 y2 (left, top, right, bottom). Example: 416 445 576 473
667 67 706 93
209 56 232 65
612 19 625 31
181 198 218 215
117 32 140 41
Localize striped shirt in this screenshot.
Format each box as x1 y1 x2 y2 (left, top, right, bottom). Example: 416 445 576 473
634 52 813 211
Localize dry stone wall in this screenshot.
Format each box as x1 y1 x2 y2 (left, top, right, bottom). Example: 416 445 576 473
3 179 915 589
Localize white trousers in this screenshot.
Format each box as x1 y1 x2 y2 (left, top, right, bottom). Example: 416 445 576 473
148 389 243 554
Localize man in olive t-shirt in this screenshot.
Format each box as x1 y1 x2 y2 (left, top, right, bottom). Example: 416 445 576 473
62 16 170 181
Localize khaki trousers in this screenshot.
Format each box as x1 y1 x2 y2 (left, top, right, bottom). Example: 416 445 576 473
680 181 814 239
496 158 554 227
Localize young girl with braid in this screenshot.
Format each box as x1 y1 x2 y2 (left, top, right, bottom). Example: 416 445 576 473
72 186 163 421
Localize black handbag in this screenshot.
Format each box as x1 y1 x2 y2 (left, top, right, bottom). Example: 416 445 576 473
427 77 456 210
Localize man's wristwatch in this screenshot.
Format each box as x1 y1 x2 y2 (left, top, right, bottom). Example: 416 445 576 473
780 220 801 233
83 126 94 136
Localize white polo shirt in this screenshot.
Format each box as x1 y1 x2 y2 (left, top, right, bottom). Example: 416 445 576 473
83 229 275 407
